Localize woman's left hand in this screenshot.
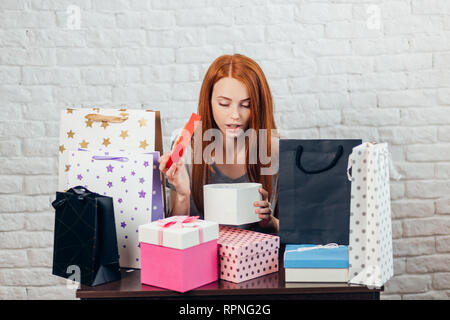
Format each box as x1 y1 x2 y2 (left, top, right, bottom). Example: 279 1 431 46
254 188 272 221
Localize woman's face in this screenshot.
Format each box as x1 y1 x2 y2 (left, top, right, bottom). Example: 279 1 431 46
211 77 251 139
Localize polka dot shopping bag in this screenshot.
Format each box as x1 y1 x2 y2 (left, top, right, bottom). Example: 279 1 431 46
347 142 394 288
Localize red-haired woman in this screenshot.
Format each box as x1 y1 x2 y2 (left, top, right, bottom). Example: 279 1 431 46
159 54 279 233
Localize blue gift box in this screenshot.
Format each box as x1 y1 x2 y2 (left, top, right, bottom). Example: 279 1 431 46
284 245 349 269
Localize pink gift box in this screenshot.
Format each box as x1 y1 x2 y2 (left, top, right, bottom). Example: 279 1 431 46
139 216 219 293
218 226 280 283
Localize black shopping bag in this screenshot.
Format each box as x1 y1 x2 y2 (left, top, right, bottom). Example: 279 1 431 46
52 186 121 286
279 139 362 245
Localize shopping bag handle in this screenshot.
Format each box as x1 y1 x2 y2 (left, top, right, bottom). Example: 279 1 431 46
52 186 92 209
85 114 128 123
296 145 343 174
69 186 94 199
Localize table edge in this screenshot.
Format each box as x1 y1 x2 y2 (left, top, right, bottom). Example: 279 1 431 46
76 283 383 299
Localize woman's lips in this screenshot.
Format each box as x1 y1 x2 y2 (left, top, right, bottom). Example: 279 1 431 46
225 124 243 131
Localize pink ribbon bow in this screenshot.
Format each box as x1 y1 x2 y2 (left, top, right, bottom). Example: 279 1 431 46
157 216 203 246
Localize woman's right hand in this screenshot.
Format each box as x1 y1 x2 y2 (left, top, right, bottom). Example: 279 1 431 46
158 152 191 197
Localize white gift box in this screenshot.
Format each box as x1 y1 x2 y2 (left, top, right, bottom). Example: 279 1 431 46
67 149 155 269
347 142 394 288
138 216 219 250
203 183 262 225
58 108 156 191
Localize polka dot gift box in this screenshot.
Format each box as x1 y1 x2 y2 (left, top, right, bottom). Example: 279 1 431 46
218 226 280 283
346 142 394 288
67 149 164 269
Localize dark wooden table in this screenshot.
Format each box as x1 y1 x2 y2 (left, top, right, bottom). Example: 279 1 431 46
76 261 382 300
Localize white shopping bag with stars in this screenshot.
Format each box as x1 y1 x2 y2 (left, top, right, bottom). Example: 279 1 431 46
346 142 394 288
67 149 161 269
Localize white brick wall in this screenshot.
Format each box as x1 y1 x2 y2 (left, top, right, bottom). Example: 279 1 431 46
0 0 449 300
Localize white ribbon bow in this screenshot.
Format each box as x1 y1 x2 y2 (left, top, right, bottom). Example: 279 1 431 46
285 243 339 254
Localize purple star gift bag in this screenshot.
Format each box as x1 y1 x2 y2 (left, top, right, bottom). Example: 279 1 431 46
67 149 164 269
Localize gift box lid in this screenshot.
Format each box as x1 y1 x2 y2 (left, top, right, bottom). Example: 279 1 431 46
218 226 280 259
284 244 349 269
138 216 218 250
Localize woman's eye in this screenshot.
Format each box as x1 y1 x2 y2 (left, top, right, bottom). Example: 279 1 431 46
241 104 250 108
219 103 229 107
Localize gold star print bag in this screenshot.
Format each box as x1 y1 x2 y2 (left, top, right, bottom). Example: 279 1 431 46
58 108 164 195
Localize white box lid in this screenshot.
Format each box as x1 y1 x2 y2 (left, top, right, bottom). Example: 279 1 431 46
138 216 219 250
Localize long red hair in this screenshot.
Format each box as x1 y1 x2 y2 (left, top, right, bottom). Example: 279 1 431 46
191 54 278 215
